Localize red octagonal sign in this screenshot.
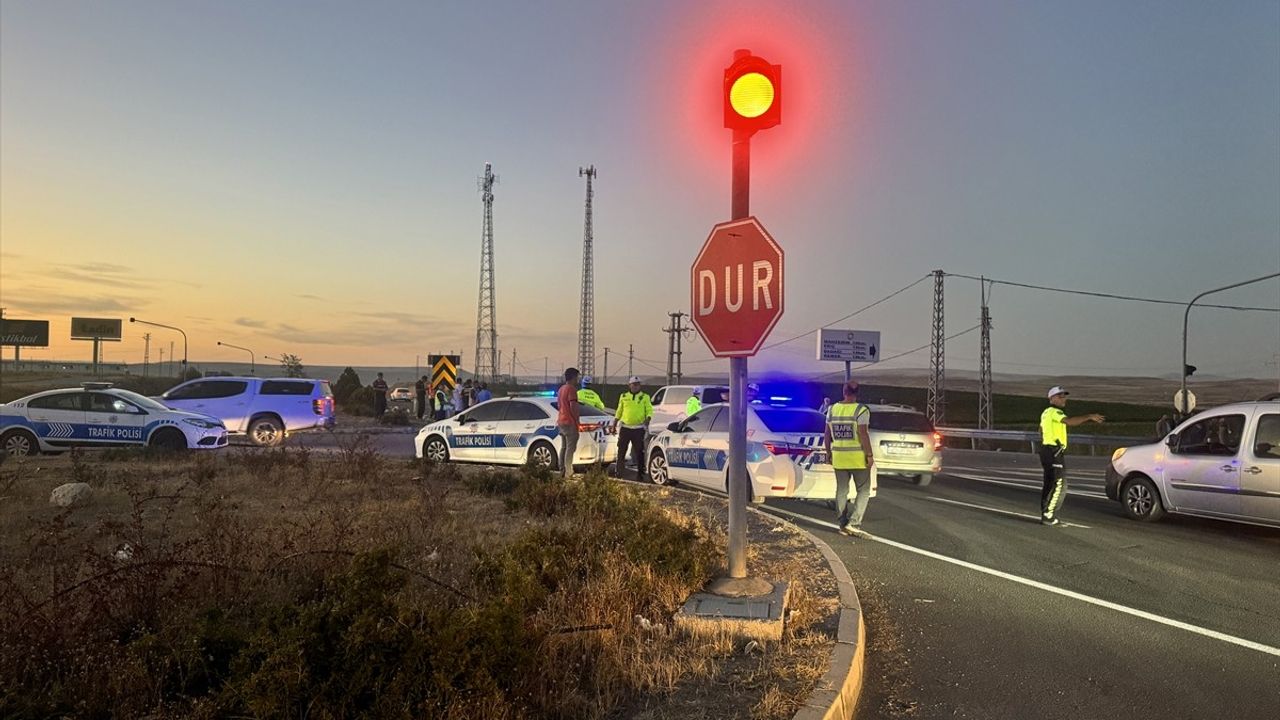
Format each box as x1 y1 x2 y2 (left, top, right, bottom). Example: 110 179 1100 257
690 217 785 357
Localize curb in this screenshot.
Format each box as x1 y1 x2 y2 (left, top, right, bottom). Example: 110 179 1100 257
762 508 865 720
326 427 417 436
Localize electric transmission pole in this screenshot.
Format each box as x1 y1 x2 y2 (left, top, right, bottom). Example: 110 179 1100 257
664 312 688 385
602 347 610 386
978 277 993 431
474 162 499 383
577 165 597 376
143 333 151 378
628 344 634 379
927 269 946 425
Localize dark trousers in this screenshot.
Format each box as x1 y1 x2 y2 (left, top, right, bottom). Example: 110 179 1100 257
615 427 647 479
416 393 427 419
1039 444 1066 519
374 394 387 417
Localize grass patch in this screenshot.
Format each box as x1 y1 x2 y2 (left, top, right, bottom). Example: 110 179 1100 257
0 450 749 719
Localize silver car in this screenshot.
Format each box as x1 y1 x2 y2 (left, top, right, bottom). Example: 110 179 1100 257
1105 399 1280 527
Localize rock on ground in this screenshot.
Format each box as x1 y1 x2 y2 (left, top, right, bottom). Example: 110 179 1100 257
50 482 92 508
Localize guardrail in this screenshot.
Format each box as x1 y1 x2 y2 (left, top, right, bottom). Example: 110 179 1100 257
936 427 1153 455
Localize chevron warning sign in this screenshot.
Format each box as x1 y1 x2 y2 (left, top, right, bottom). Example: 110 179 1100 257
428 355 460 392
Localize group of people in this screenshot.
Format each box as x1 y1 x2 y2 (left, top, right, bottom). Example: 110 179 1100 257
367 372 492 421
555 368 654 480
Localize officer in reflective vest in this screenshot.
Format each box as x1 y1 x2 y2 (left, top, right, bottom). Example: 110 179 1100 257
1039 386 1104 526
685 388 702 418
613 376 654 480
824 381 874 537
577 376 606 411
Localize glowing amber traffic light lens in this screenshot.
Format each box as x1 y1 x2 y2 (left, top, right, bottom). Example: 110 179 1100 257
729 72 775 118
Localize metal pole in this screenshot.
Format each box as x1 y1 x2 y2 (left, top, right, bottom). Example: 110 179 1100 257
844 360 851 383
1181 272 1280 412
726 97 752 579
93 338 100 376
603 347 610 386
217 341 255 374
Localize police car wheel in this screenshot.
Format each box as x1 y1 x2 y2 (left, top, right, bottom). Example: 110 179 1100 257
424 437 449 462
2 429 38 457
529 442 558 470
648 451 670 485
249 417 284 447
149 428 187 451
1121 476 1166 522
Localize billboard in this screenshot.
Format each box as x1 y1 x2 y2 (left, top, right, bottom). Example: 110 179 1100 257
70 317 123 341
0 318 50 347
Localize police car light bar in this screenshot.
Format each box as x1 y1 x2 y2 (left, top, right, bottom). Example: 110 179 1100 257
80 382 114 389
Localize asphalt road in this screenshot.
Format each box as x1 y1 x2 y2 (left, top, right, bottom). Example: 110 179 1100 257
275 434 1280 717
767 449 1280 719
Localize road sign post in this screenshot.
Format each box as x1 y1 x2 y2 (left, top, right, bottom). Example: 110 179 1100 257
688 49 784 596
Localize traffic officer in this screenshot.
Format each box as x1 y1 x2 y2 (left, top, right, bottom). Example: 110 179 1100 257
1039 386 1105 526
823 381 874 537
613 376 654 480
578 376 606 410
685 386 702 418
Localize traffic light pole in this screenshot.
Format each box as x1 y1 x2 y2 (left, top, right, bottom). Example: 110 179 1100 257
1180 271 1280 412
727 123 751 581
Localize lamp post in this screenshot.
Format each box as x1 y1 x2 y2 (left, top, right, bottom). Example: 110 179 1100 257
217 341 255 375
1180 271 1280 412
130 318 187 374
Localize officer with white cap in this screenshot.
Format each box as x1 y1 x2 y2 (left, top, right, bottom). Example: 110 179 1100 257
1039 386 1105 525
613 376 654 481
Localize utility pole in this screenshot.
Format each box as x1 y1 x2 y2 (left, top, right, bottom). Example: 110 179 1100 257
977 277 993 431
664 312 688 385
169 341 175 377
577 165 597 376
474 162 500 383
143 333 152 378
511 348 518 384
926 269 946 426
602 347 610 386
628 344 634 379
159 347 165 377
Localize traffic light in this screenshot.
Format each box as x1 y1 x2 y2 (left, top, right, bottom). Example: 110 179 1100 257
1184 364 1197 378
724 52 781 134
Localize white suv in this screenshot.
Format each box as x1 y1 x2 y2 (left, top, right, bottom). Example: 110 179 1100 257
865 404 943 487
160 377 335 446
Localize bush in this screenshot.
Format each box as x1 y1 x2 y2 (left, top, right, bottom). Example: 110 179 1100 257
342 385 376 416
332 367 362 405
378 407 411 426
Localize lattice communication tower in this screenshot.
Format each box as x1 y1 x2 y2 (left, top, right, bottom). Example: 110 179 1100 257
474 163 499 382
577 165 597 376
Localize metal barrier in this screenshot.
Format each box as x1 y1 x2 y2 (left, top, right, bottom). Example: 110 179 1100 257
936 427 1153 455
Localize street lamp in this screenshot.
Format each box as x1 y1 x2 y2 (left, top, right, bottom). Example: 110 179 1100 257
217 341 255 375
130 317 187 371
1181 271 1280 413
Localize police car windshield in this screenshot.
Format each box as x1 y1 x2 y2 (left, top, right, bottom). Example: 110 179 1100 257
114 390 170 412
754 408 826 434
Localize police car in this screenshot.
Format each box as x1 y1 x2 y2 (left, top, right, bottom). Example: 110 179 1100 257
0 383 228 456
646 402 875 502
415 395 616 470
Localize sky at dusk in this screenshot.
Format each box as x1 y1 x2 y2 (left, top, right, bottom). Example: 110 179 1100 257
2 0 1278 381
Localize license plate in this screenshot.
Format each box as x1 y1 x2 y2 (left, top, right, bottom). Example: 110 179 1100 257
883 441 921 448
809 452 829 464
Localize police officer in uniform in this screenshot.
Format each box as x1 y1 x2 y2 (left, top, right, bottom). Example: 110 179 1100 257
577 376 606 410
1039 386 1104 526
824 381 874 537
613 376 653 480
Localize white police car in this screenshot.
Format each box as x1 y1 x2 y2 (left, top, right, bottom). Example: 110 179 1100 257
646 402 876 501
415 394 616 470
0 383 228 456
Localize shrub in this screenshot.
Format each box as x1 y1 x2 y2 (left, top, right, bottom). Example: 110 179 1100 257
342 385 376 416
378 407 411 426
332 367 362 405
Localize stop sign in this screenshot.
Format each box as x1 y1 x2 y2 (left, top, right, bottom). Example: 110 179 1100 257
690 217 785 357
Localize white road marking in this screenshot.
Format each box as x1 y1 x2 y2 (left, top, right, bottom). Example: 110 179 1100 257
948 472 1110 500
924 495 1092 528
763 505 1280 659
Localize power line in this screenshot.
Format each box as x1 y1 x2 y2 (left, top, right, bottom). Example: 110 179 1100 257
759 273 933 352
816 324 983 380
944 272 1280 312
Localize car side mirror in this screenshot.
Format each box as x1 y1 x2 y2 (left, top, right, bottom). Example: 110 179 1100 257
668 422 683 433
1165 433 1179 450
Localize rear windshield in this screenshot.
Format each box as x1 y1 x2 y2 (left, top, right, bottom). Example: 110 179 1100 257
260 380 315 396
663 387 693 405
318 381 334 398
754 408 827 434
550 401 610 417
870 411 934 433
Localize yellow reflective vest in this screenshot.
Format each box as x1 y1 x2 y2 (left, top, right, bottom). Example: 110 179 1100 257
827 402 871 470
686 395 701 416
615 391 653 427
1040 407 1068 448
577 388 606 411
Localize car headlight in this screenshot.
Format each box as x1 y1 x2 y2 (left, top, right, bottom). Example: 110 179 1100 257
183 418 224 429
1111 447 1126 463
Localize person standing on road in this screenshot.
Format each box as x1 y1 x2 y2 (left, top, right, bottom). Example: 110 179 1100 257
685 386 702 418
819 396 833 415
371 373 389 419
415 375 429 420
613 376 653 481
824 381 874 537
1039 386 1105 526
476 382 492 403
450 383 463 415
578 376 606 410
557 368 582 478
1155 413 1174 438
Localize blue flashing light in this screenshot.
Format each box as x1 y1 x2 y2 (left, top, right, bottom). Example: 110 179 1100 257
769 396 792 402
537 391 556 397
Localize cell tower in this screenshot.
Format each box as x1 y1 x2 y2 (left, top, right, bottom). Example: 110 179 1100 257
926 269 946 425
474 162 499 383
577 165 597 376
978 277 993 430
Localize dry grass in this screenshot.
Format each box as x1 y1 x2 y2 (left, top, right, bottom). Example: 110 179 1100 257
0 441 839 719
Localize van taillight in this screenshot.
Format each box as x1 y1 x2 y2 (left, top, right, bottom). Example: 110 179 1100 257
313 398 332 415
933 432 943 451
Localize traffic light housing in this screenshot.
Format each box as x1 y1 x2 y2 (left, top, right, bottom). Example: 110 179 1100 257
724 53 782 134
